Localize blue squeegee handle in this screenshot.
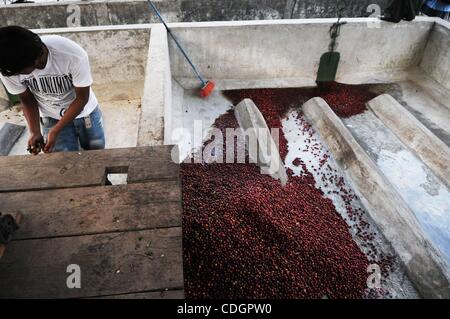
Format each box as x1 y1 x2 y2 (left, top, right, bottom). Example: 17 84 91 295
146 0 207 87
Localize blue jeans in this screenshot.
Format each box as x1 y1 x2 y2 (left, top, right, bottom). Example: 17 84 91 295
41 106 106 152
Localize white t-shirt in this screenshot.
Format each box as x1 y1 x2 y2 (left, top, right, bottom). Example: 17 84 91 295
0 35 98 119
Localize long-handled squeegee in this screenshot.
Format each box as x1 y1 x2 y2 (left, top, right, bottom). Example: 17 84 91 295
146 0 215 98
316 0 346 84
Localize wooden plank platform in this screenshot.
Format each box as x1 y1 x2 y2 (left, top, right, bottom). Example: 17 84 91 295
0 146 184 299
0 146 179 192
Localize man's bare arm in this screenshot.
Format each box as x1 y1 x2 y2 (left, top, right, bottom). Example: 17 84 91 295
19 89 43 155
19 88 41 135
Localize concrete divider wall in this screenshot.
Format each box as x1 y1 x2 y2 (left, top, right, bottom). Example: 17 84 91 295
167 19 433 87
303 97 450 299
420 20 450 90
368 94 450 189
0 0 390 29
234 98 288 186
137 24 172 147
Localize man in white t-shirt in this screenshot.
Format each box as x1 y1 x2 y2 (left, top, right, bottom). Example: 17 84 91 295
0 26 105 154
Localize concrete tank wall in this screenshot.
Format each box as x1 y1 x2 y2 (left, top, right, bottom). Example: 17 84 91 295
168 18 433 87
0 0 390 29
34 26 151 85
420 20 450 90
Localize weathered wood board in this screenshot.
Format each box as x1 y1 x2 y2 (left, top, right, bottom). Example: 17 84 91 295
0 182 182 240
0 146 180 192
0 146 184 299
0 228 183 298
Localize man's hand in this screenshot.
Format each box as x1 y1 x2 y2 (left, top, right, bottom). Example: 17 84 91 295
20 89 43 155
27 133 45 155
43 128 59 153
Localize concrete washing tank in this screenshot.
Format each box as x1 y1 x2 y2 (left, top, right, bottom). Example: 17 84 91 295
1 17 449 299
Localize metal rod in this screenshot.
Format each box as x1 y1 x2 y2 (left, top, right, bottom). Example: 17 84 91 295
146 0 207 86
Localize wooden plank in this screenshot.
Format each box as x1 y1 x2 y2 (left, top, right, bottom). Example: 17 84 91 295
94 290 184 299
0 146 179 192
126 146 180 183
0 123 25 156
0 182 182 240
0 227 183 298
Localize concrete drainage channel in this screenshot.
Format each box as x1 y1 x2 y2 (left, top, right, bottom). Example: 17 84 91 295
1 17 449 298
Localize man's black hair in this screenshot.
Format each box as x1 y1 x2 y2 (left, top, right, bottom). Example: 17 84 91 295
0 26 43 76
